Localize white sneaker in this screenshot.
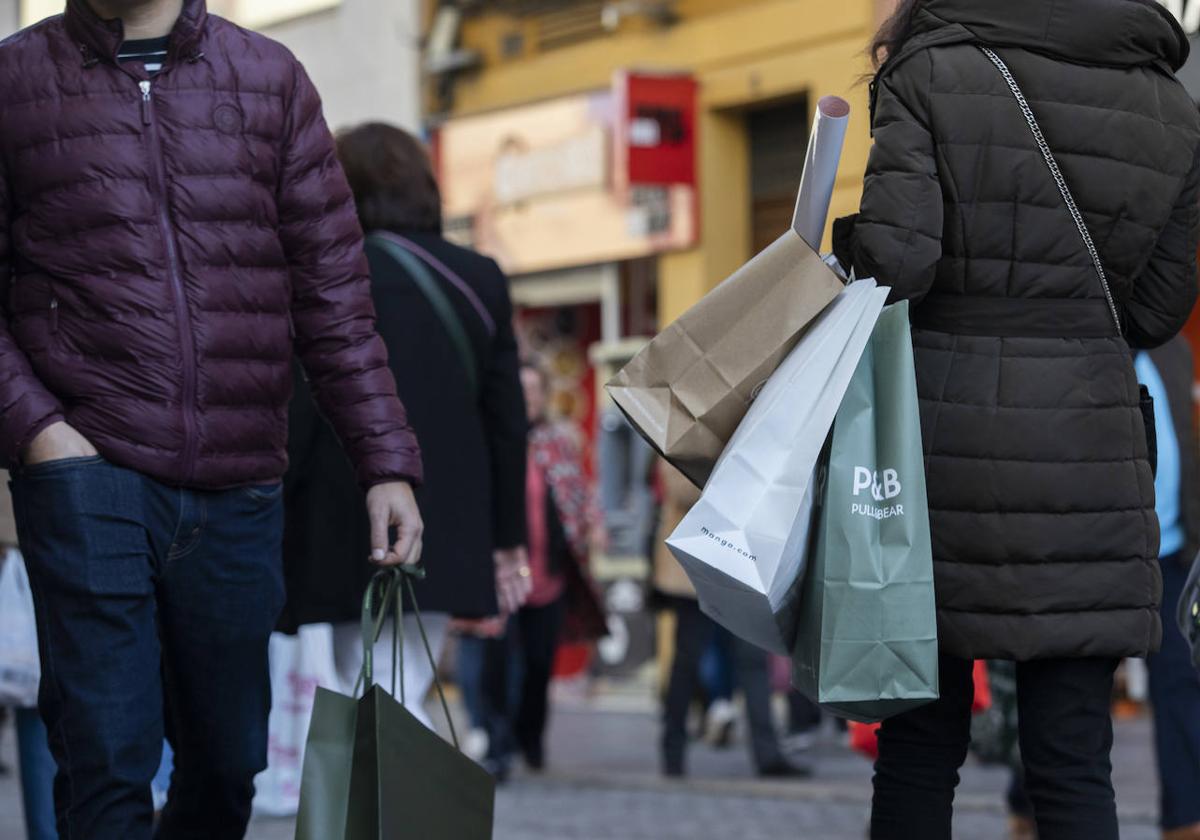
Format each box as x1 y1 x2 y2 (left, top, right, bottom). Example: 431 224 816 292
705 699 738 748
783 730 818 756
463 727 490 763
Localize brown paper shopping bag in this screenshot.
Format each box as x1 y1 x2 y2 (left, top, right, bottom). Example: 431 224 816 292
607 199 844 488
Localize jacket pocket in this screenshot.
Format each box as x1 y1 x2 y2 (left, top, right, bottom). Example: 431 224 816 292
242 482 283 503
20 454 104 479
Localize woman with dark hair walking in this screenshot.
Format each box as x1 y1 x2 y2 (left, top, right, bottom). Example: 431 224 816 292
834 1 1200 838
280 124 529 723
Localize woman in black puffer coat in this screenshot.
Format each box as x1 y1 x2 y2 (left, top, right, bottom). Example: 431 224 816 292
834 1 1200 838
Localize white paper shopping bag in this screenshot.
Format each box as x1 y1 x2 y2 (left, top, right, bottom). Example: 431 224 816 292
0 550 40 708
667 279 889 653
253 623 341 817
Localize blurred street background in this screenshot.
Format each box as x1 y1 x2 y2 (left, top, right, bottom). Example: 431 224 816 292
0 695 1170 838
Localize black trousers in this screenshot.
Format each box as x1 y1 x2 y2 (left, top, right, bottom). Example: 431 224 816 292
872 654 1119 840
512 598 565 765
479 597 566 768
661 599 784 771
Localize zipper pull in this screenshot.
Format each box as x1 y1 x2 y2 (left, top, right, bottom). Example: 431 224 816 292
49 297 59 333
139 80 152 125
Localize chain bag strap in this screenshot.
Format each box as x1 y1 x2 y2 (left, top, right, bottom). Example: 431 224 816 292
980 47 1162 475
355 567 461 750
978 46 1122 335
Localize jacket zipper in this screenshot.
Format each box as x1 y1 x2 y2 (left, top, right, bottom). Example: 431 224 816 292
141 79 199 481
49 294 59 333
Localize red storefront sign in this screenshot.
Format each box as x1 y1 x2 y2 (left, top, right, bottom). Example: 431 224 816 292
615 71 698 188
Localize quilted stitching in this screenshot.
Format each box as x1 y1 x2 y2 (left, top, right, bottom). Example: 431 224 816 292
848 1 1200 659
0 0 422 489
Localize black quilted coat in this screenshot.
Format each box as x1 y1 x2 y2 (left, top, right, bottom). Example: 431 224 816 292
838 0 1200 660
0 0 422 489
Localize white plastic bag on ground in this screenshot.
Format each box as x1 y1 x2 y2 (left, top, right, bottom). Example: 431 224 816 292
0 549 40 708
253 623 341 817
667 279 888 654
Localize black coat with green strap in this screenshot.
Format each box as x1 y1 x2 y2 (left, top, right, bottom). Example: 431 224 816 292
278 232 528 631
836 0 1200 660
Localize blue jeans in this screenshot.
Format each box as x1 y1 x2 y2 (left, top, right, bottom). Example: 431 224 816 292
16 706 58 840
700 626 735 703
456 635 489 731
12 456 284 840
1148 552 1200 830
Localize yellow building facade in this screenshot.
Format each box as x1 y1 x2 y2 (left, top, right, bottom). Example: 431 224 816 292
437 0 894 324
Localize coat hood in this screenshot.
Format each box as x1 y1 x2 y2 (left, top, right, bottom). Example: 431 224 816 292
911 0 1190 71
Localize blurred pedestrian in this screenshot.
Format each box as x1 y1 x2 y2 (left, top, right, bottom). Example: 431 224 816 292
510 362 594 771
1136 337 1200 840
474 362 600 777
0 2 425 838
784 687 823 756
453 615 509 764
281 122 528 726
698 630 738 747
0 475 56 840
836 2 1200 838
654 463 808 779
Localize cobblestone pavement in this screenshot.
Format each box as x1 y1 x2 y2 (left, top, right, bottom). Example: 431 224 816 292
0 699 1162 840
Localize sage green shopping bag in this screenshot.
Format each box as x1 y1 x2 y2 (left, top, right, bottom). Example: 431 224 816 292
791 301 939 723
295 568 495 840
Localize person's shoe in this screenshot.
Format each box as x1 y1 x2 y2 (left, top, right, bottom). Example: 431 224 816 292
522 746 545 773
483 757 511 785
757 757 812 779
663 759 686 779
705 699 738 748
1008 815 1037 840
782 729 818 756
463 728 490 763
1164 823 1200 840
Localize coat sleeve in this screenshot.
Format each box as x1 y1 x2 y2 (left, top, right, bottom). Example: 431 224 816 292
481 267 528 550
847 52 944 305
0 149 64 464
1124 142 1200 350
279 61 422 488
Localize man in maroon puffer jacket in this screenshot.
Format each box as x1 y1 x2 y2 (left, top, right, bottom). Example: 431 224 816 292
0 0 426 837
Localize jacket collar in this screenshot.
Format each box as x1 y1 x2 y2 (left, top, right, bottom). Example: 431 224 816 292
65 0 208 66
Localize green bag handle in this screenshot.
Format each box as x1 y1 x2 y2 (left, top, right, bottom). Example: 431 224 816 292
366 233 479 395
355 567 461 750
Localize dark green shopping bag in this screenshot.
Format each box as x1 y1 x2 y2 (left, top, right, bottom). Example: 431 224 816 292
791 301 939 723
295 568 495 840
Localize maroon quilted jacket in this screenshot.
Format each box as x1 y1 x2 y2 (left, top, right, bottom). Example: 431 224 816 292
0 0 422 489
